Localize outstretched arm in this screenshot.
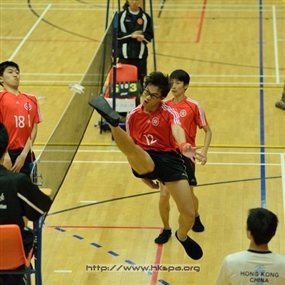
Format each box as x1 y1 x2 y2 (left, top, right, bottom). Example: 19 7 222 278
171 124 204 163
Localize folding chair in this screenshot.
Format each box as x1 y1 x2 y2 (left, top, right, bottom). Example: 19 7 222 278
0 216 44 285
99 63 140 132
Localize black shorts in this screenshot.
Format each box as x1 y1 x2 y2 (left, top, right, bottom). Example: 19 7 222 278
181 154 197 186
132 150 197 186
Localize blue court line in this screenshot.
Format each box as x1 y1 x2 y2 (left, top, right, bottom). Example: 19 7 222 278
158 280 170 285
73 234 84 240
108 250 119 256
55 227 66 232
51 227 169 283
259 0 266 208
90 242 101 248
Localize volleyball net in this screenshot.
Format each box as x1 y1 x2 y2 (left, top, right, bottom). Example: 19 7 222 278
37 13 115 203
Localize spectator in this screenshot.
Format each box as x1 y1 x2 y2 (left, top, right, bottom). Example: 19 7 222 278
215 207 285 285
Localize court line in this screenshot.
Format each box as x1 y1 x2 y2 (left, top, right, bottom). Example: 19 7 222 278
34 142 285 148
45 225 162 229
196 0 207 43
46 176 281 217
36 158 283 166
18 81 285 87
272 5 280 84
44 225 168 283
259 0 266 208
281 154 285 228
27 0 100 42
154 52 285 74
151 244 163 285
8 4 52 61
44 149 281 155
54 270 72 273
15 73 284 77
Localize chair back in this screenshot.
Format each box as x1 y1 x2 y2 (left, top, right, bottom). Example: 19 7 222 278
105 63 139 98
0 224 28 270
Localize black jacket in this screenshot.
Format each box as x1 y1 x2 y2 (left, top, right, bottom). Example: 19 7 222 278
118 8 154 59
0 165 52 234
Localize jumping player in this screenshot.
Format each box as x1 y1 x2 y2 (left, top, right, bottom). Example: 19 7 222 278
89 71 204 260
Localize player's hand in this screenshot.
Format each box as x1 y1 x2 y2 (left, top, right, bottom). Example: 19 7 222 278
136 35 145 42
141 178 159 189
181 143 205 164
10 154 25 173
132 30 143 35
200 153 208 165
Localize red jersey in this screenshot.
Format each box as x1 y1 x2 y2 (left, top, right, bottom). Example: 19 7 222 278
0 90 42 150
126 102 181 152
165 96 209 146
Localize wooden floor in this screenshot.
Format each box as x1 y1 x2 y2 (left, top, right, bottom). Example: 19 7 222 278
1 1 285 284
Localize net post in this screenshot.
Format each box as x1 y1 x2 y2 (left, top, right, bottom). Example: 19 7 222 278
112 12 119 110
149 0 157 71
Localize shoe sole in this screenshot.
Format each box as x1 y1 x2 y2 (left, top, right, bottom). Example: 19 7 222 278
175 231 203 260
88 96 120 127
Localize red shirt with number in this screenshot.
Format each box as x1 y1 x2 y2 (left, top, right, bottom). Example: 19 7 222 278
0 90 42 150
126 102 181 152
165 96 209 146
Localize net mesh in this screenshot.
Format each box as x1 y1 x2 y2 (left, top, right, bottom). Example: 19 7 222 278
37 13 115 202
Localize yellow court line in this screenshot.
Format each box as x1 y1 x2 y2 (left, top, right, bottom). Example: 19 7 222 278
33 142 285 149
18 84 284 90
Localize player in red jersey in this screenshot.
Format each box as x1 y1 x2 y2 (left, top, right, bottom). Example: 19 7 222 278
89 71 204 260
154 69 212 244
0 61 42 177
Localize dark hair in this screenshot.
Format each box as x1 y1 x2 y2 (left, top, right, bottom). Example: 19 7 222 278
144 71 170 98
0 123 9 158
170 69 190 85
123 1 129 9
0 61 20 87
247 208 278 245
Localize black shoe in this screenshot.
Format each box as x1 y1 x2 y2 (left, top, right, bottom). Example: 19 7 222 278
154 229 172 244
175 231 203 260
88 96 120 127
192 215 205 232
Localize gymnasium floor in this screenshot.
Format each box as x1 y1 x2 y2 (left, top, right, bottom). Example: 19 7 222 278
1 1 285 284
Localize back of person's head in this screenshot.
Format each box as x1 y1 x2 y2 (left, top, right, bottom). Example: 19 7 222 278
145 71 170 98
0 123 9 158
0 61 20 87
247 207 278 245
170 69 190 85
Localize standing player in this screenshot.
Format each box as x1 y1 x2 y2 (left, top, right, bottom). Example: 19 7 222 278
0 61 42 177
89 71 204 260
118 0 154 92
155 69 212 244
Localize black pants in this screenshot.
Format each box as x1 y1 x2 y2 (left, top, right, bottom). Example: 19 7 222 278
8 150 35 178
